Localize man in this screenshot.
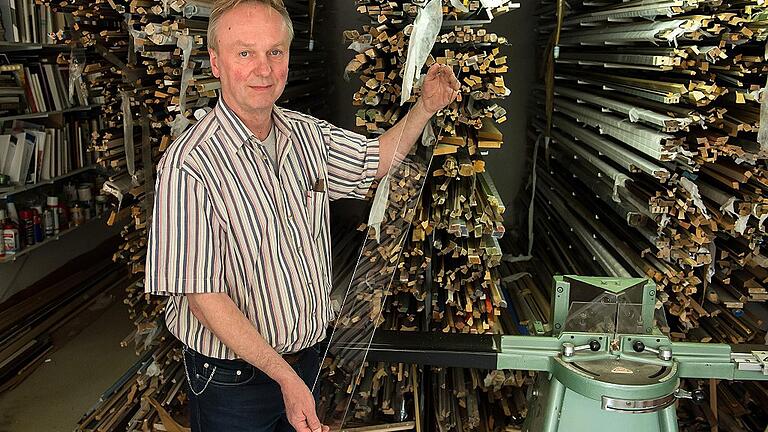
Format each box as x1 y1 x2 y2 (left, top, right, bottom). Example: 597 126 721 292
145 0 460 431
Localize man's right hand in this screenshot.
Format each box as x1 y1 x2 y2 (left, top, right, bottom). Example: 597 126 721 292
280 374 330 432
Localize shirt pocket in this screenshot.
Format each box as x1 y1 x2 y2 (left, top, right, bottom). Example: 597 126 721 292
305 190 326 241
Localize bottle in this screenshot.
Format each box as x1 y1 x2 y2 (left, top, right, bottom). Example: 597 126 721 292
63 183 77 203
32 208 44 243
2 209 20 255
46 196 60 235
77 183 94 220
95 195 107 218
18 209 34 247
43 207 54 238
71 202 84 227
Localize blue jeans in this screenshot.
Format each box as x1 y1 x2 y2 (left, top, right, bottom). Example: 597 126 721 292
183 346 322 432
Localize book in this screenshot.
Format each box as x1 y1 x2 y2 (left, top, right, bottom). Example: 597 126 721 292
1 134 14 175
28 0 36 44
7 131 33 183
42 64 62 111
0 0 15 42
40 128 52 180
0 134 11 174
28 71 46 112
29 129 46 182
29 64 53 112
53 64 71 107
17 0 27 43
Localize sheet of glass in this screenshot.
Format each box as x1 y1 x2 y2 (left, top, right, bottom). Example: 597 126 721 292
314 140 435 430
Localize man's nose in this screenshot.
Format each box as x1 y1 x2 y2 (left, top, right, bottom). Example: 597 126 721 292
253 59 271 77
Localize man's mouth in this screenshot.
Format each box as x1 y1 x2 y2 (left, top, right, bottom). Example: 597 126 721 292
249 84 272 91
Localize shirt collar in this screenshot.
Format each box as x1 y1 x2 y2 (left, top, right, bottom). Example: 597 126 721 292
214 98 293 149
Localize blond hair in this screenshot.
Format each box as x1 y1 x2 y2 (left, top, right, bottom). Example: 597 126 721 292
207 0 294 51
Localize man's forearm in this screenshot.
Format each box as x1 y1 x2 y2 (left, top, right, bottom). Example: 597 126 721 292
187 292 299 386
376 99 434 179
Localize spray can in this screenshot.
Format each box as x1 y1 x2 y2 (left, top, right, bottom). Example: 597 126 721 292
32 207 44 243
46 196 60 235
19 209 34 247
43 206 54 237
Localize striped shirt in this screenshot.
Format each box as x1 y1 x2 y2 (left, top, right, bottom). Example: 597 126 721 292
145 99 379 359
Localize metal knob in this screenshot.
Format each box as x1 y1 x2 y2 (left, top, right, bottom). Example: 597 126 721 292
658 346 672 361
563 342 575 357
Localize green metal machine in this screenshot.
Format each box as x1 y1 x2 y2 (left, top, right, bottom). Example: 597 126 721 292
343 275 768 431
498 276 768 432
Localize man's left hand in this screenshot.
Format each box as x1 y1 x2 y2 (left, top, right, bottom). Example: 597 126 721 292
420 63 461 115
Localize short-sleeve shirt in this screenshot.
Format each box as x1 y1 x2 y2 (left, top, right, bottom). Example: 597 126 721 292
144 99 379 359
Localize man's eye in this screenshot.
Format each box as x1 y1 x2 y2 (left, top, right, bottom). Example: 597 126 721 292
270 49 283 56
239 51 249 57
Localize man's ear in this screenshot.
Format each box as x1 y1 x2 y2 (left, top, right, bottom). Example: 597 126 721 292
209 48 220 78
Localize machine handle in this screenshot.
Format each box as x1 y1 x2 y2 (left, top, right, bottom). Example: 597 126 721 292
562 340 601 357
632 340 672 361
674 388 705 404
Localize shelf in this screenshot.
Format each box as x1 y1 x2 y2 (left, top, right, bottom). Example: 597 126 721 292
0 105 101 123
0 165 99 199
0 41 83 52
0 216 104 263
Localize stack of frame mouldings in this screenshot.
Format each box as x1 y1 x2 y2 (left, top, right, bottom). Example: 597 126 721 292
319 1 529 431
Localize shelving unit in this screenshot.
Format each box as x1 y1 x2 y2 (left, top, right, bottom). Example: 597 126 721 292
0 165 99 200
0 216 104 263
0 105 100 123
0 41 83 51
0 2 107 263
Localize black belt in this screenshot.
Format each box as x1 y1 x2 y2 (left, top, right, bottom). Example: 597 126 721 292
186 346 313 368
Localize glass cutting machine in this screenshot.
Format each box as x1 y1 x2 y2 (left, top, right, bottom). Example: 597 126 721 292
510 276 767 431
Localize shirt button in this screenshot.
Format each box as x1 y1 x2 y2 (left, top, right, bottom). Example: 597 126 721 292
297 246 304 253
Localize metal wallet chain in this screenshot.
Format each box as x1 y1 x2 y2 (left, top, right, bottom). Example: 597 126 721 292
182 346 218 396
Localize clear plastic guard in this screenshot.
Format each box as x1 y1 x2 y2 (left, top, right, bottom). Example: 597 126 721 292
653 305 669 336
562 286 668 337
563 301 617 334
616 303 645 335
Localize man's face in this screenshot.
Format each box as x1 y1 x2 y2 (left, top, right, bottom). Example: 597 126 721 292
209 3 290 116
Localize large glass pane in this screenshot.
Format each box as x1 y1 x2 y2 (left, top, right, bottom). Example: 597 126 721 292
314 143 434 430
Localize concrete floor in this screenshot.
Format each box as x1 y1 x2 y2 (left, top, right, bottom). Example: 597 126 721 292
0 292 137 432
